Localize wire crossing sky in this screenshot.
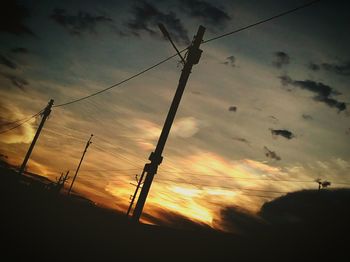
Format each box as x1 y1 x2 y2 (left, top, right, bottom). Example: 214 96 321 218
52 0 322 108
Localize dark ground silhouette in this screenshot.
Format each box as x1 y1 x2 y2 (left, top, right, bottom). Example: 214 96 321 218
1 164 349 261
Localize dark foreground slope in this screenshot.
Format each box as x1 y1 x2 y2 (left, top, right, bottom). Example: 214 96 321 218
1 167 349 261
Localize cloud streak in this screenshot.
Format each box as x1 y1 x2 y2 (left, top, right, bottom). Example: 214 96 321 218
270 129 295 140
126 1 189 44
0 102 36 144
279 75 347 112
309 61 350 76
302 114 313 120
231 137 250 145
179 0 231 27
50 8 113 35
264 146 281 161
273 51 290 68
1 73 29 90
0 54 17 69
222 56 236 67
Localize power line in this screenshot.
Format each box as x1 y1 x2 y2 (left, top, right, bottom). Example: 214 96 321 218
202 0 321 44
80 168 139 172
154 177 291 194
53 51 186 108
0 109 44 134
51 0 321 108
1 113 37 127
78 173 305 194
78 174 288 197
92 144 143 168
158 170 350 186
72 167 350 186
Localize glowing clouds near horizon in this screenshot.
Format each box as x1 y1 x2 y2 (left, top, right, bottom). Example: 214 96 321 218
127 151 291 226
0 102 37 144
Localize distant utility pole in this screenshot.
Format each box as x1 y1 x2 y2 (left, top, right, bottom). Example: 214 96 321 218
131 25 206 221
63 170 70 184
126 168 147 216
18 99 54 175
54 170 70 193
67 134 93 195
57 172 64 185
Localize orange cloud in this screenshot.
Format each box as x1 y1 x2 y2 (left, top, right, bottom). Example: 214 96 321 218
0 102 37 144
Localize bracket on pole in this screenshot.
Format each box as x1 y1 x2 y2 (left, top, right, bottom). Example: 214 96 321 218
158 23 186 64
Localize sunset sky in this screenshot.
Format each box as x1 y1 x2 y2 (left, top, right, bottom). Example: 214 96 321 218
0 0 349 229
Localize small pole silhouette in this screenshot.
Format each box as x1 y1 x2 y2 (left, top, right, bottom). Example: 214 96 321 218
18 99 54 175
54 170 70 193
63 170 70 184
316 179 331 190
68 134 93 195
126 169 147 217
132 25 206 221
56 172 64 185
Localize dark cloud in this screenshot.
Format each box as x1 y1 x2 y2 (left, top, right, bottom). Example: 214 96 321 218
215 206 266 236
293 80 337 97
302 114 313 120
143 208 212 232
0 1 34 36
314 95 346 112
231 137 250 145
222 55 236 67
179 0 231 27
279 75 347 112
215 190 350 256
308 62 320 71
273 51 290 68
309 61 350 76
11 47 29 54
228 105 237 112
50 8 113 35
260 189 350 228
1 73 28 90
126 1 189 44
0 54 17 69
322 61 350 76
270 129 295 140
279 74 292 86
264 146 281 161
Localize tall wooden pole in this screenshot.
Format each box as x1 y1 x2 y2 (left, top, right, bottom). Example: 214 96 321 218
132 26 205 221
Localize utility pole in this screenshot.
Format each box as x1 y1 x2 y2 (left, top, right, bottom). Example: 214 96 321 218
55 170 69 193
63 170 70 184
18 99 54 175
131 25 205 221
67 134 93 195
126 168 147 216
57 172 64 185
